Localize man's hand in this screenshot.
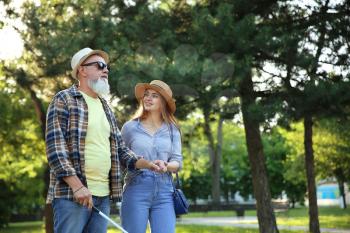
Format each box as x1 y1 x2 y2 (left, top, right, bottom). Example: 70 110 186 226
154 160 167 173
73 186 93 209
63 176 93 209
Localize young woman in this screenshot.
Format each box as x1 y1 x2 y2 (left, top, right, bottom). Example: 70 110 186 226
120 80 182 233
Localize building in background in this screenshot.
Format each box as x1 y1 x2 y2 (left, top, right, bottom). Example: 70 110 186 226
306 179 350 207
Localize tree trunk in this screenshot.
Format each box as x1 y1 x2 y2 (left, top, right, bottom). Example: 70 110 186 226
335 168 347 209
339 181 347 209
30 94 54 233
240 73 279 233
16 73 54 233
216 117 224 202
303 116 320 233
44 203 54 233
203 111 222 205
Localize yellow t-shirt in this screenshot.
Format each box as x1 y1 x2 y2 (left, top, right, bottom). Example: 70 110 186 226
81 91 111 196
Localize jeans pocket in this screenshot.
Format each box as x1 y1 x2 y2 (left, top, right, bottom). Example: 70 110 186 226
52 198 79 212
128 174 142 186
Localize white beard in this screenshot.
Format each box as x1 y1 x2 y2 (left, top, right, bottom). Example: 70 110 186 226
88 78 110 96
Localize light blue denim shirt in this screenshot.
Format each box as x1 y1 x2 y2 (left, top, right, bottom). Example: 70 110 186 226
121 119 182 183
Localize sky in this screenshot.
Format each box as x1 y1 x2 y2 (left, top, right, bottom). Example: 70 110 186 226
0 0 26 60
0 0 344 69
0 26 23 60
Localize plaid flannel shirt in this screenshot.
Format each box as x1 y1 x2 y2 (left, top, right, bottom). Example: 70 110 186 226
45 85 138 203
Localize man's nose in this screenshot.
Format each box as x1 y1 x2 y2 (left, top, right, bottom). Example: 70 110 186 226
102 68 109 76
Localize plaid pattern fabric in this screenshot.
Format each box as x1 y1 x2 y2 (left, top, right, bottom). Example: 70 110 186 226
45 85 137 203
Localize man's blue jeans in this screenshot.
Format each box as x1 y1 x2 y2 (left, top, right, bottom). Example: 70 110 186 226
121 171 176 233
52 196 110 233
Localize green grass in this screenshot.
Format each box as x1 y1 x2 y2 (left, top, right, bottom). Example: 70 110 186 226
276 207 350 229
1 221 44 233
2 207 349 232
185 207 350 229
174 226 306 233
0 223 307 233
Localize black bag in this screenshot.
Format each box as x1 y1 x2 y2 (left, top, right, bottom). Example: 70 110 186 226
172 172 189 215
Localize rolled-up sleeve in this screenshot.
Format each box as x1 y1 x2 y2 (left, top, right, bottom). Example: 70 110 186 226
169 127 183 170
45 94 76 179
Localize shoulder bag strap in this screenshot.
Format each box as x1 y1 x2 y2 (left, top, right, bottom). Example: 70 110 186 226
168 124 180 190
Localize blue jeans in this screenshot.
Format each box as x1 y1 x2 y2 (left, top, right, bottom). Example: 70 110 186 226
52 196 110 233
121 171 175 233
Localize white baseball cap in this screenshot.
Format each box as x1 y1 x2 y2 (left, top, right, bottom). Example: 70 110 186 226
70 47 109 79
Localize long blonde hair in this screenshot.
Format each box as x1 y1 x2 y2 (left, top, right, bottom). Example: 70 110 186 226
132 92 179 129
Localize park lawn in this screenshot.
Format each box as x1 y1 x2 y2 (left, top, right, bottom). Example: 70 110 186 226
185 207 350 229
1 223 307 233
276 207 350 229
1 221 43 233
2 207 349 232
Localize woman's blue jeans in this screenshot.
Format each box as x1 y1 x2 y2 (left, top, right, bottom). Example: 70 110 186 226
121 171 176 233
52 196 110 233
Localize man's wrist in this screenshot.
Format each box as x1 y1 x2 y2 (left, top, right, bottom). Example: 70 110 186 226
73 185 85 194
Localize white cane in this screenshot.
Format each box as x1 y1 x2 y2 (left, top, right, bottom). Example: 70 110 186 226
92 206 128 233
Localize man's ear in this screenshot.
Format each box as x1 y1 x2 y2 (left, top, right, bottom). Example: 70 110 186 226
78 66 88 78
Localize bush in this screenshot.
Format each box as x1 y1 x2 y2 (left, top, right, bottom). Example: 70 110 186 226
0 180 15 229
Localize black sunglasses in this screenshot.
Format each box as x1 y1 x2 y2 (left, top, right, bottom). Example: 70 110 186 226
81 61 110 71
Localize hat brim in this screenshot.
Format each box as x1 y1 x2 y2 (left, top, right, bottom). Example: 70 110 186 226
135 83 176 114
71 50 109 79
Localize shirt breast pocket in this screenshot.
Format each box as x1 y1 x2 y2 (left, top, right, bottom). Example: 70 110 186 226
156 150 171 162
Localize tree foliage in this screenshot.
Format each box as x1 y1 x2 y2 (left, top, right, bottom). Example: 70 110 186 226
0 78 45 228
1 0 350 232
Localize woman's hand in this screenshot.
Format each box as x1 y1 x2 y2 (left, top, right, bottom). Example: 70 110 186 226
136 158 161 172
153 160 168 173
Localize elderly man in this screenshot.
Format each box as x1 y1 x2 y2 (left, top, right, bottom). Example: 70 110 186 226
45 48 160 233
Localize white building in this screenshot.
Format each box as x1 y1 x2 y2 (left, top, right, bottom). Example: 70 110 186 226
304 179 350 207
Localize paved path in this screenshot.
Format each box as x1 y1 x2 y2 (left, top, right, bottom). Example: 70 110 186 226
177 217 350 233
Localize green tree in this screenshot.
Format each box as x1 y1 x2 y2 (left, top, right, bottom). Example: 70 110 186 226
221 122 249 202
255 0 350 231
314 119 350 208
9 1 279 232
3 1 126 231
278 124 307 207
0 78 45 228
7 1 350 233
181 115 212 203
262 129 289 199
110 1 239 205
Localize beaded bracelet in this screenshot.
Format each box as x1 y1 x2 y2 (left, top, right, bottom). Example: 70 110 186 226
73 186 85 194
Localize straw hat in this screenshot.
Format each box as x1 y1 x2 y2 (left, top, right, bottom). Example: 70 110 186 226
135 80 176 113
70 47 109 79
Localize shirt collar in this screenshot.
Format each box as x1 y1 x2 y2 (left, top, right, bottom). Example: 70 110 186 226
68 84 82 98
136 118 168 135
